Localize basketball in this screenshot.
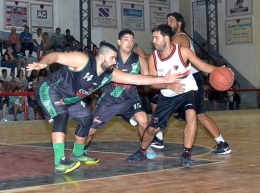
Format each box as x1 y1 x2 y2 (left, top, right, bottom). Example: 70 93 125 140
209 67 234 91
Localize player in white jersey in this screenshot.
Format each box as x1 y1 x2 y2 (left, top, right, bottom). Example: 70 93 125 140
127 24 221 168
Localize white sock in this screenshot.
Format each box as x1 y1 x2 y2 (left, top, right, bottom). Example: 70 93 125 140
156 131 163 140
214 134 225 144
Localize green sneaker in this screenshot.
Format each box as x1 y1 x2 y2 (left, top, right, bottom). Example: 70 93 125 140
54 158 81 174
70 153 99 164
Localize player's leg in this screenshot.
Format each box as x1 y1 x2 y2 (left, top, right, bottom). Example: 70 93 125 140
179 91 197 168
194 72 231 155
127 95 174 161
35 82 80 174
150 93 164 149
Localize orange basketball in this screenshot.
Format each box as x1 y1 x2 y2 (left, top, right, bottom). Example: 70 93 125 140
209 67 234 91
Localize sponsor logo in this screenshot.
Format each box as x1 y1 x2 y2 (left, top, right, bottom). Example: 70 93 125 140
123 8 142 17
99 8 109 17
122 69 128 72
54 99 65 106
76 89 92 98
93 116 102 124
113 83 132 89
180 69 190 79
37 10 47 19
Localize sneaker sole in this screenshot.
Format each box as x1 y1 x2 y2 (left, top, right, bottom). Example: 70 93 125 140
150 144 164 149
147 153 157 159
84 159 100 164
211 149 232 155
181 162 193 168
55 161 81 174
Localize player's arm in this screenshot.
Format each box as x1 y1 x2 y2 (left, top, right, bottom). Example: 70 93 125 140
112 68 182 86
139 56 148 75
26 52 89 71
136 47 150 60
181 46 216 73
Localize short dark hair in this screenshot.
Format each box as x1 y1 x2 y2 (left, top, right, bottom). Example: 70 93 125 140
118 29 134 40
2 69 7 73
167 12 186 30
84 46 89 49
37 28 42 32
152 24 173 40
65 29 70 33
98 41 117 55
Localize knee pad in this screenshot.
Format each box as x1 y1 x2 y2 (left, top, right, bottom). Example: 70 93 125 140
74 114 93 137
52 113 69 133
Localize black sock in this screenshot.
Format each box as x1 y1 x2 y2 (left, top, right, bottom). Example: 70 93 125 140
139 147 147 155
183 147 191 154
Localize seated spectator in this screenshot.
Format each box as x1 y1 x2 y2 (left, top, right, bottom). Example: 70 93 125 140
64 44 72 52
27 81 43 120
63 29 82 51
217 56 224 67
50 27 64 49
228 87 241 110
20 26 34 57
55 45 62 52
83 46 89 54
1 45 16 75
8 87 25 121
12 42 28 73
199 43 208 60
42 32 51 57
89 44 98 56
0 69 16 92
38 68 48 82
33 28 43 60
15 70 27 89
0 80 10 122
27 69 38 88
8 27 20 49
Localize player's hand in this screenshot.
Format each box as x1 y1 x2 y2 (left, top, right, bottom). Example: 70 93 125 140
221 66 235 75
26 62 47 71
167 82 185 94
164 70 183 84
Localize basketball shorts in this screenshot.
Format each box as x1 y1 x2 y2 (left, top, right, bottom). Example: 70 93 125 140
35 82 91 123
193 72 205 114
91 95 145 129
150 91 196 130
150 93 160 105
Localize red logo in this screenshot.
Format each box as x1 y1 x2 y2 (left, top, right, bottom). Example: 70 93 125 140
173 65 178 70
153 117 158 123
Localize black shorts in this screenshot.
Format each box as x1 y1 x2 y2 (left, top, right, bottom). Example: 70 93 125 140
150 91 196 130
193 72 205 114
150 93 160 105
35 82 91 123
91 95 145 129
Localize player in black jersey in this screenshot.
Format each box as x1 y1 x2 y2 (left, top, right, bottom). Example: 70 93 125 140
84 30 156 159
27 41 183 174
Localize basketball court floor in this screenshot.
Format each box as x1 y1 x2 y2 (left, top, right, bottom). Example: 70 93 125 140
0 109 259 193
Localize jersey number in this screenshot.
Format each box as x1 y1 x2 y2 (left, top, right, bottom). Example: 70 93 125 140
83 73 93 81
133 103 141 109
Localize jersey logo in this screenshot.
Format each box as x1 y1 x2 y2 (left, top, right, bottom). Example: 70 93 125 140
173 65 178 70
122 69 128 72
83 72 93 81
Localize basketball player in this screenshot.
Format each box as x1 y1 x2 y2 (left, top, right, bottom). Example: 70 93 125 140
26 41 182 174
127 24 220 168
83 30 156 159
137 12 232 156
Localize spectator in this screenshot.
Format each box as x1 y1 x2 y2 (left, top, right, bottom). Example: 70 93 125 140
42 32 51 57
33 28 43 60
217 56 224 67
0 82 9 122
8 27 20 49
15 70 27 89
199 43 208 60
8 87 25 121
88 44 98 56
50 27 64 49
83 46 89 54
38 68 48 82
1 45 16 75
27 81 43 120
64 44 72 52
20 26 34 57
55 45 62 52
0 69 16 92
12 42 27 73
63 29 82 51
27 70 38 88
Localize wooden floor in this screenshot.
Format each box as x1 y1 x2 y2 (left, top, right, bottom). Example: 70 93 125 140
0 109 259 193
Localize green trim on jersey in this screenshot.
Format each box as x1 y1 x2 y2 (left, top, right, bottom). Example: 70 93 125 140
39 82 57 118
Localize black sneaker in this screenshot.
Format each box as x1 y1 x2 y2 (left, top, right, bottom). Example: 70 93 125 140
127 150 147 162
181 151 193 168
211 142 232 155
150 137 164 149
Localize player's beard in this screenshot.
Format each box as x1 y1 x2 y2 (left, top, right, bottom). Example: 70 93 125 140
172 26 178 36
101 60 115 73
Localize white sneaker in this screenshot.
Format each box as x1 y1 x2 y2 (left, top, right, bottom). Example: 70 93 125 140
1 118 9 122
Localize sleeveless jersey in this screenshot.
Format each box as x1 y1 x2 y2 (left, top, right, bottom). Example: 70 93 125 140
177 32 199 74
41 54 113 105
102 50 140 100
153 44 198 97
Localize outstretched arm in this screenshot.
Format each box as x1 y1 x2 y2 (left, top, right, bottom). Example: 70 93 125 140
26 52 89 71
